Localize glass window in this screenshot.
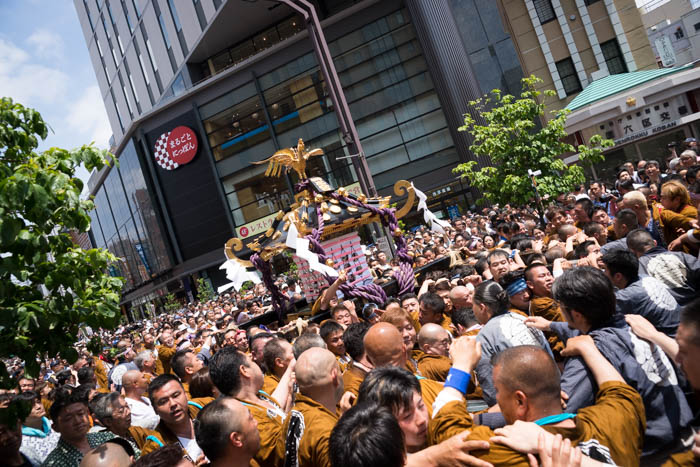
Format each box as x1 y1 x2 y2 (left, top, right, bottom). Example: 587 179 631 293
106 0 117 25
600 39 628 75
131 0 141 17
101 14 111 39
118 72 133 117
167 0 182 31
493 39 525 96
263 69 332 138
207 9 456 230
399 108 448 141
533 0 555 24
405 127 453 161
89 210 106 249
199 82 256 119
197 15 305 82
450 0 486 54
124 61 140 107
349 71 435 121
171 73 185 96
83 0 95 31
253 27 280 51
104 169 129 227
210 50 233 74
368 145 410 173
203 95 269 161
258 52 315 91
110 88 124 131
556 58 582 96
193 0 206 30
95 190 117 241
158 13 171 49
118 140 172 275
121 0 134 32
222 165 292 226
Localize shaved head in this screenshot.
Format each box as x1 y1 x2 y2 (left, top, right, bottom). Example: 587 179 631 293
492 346 560 408
121 370 141 389
295 347 339 391
79 441 132 466
418 324 448 347
449 285 474 309
364 323 406 367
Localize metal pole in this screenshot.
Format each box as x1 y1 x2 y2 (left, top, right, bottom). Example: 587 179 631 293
528 169 547 229
276 0 377 197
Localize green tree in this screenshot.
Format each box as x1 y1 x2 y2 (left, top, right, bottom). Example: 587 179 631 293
0 98 124 381
163 293 181 312
195 276 216 302
454 76 613 206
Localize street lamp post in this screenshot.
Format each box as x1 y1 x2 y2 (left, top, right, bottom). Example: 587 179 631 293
528 169 547 229
276 0 377 198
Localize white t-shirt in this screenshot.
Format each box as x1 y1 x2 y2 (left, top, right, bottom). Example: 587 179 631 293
125 396 160 430
177 435 204 461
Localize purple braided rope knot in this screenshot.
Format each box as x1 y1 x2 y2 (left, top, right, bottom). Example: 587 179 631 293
339 282 387 305
329 192 416 294
251 253 288 323
294 178 312 194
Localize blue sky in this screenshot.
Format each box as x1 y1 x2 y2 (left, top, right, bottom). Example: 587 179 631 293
0 0 112 182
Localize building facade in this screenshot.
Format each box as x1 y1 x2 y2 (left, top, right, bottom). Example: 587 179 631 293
498 0 657 113
75 0 527 313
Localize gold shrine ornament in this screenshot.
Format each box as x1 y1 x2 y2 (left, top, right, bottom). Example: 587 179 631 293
253 138 324 180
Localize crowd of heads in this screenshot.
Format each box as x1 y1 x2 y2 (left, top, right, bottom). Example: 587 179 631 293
1 148 700 466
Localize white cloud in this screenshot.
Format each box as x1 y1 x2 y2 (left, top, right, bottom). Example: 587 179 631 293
66 85 112 149
0 38 69 106
0 36 111 156
26 29 64 61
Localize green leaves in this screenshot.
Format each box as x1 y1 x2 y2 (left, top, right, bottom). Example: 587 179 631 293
454 76 613 206
0 218 23 246
0 97 124 390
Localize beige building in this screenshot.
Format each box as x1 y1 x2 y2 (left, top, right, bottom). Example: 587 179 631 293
498 0 657 114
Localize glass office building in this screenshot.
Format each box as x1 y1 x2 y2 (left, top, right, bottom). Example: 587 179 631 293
200 9 459 229
76 0 525 312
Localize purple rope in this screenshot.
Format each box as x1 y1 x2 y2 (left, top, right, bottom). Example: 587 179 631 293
329 192 415 296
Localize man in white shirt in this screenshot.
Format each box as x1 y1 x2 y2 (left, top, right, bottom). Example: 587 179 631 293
122 370 159 430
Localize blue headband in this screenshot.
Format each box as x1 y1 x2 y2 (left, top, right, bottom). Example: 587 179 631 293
506 278 528 297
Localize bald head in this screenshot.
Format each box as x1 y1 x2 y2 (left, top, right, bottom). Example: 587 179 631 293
121 370 140 389
449 285 474 309
195 397 260 462
418 324 449 348
364 323 406 367
295 347 339 391
79 441 132 467
492 346 561 412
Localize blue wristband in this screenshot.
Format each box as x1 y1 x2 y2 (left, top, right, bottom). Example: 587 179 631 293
444 368 471 395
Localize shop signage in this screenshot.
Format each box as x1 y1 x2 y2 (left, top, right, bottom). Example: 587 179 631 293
613 120 678 146
235 182 364 239
154 125 198 170
655 35 676 67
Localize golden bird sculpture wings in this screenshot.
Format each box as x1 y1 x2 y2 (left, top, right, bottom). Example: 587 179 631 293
253 138 324 180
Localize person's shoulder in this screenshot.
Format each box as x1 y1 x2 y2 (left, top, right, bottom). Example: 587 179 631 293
417 377 443 392
88 430 117 444
467 426 530 465
129 425 161 449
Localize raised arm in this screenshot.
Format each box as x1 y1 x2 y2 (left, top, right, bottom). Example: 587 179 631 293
560 335 623 386
624 314 678 360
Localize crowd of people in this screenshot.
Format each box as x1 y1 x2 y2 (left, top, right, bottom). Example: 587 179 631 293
1 152 700 467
